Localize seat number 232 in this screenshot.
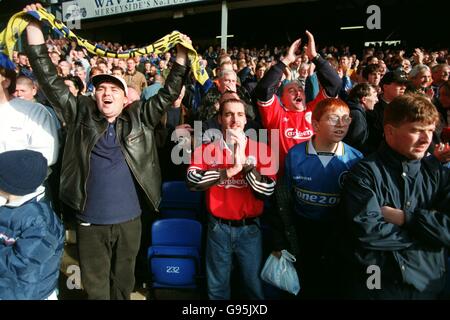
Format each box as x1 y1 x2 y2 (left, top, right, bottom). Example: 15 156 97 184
166 266 180 273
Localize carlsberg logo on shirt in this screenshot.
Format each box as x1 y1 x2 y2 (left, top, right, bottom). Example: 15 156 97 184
285 128 313 139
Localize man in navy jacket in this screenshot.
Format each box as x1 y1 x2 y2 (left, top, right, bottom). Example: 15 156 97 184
341 93 450 299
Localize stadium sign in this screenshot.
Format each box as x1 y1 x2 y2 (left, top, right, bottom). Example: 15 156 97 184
62 0 207 21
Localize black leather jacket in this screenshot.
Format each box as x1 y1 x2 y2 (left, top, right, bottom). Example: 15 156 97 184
27 44 188 212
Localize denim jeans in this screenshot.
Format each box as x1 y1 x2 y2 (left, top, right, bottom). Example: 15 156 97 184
206 215 264 300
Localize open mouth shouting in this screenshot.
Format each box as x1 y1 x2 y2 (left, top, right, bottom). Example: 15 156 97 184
103 98 113 105
294 97 304 109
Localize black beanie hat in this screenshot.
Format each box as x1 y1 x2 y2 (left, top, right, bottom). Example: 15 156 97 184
0 150 47 196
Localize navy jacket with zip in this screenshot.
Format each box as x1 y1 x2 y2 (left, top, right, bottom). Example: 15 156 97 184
341 142 450 293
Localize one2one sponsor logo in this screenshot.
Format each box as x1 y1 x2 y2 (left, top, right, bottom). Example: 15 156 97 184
295 188 340 207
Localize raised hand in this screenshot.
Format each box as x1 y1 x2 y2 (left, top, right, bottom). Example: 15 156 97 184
175 33 192 66
413 48 424 65
225 129 247 178
23 2 42 12
283 66 293 80
228 129 246 154
304 30 318 61
425 87 434 99
281 38 301 67
24 3 45 45
308 62 316 76
226 150 244 178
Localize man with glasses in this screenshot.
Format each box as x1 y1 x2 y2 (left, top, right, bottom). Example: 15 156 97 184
271 98 363 298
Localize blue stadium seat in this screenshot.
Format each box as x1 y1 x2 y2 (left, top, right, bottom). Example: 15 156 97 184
159 181 203 218
159 208 198 220
148 218 202 288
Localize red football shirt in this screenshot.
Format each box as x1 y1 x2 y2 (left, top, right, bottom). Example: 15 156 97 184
188 139 276 220
257 90 327 173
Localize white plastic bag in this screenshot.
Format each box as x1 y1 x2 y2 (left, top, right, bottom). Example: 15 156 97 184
260 249 300 295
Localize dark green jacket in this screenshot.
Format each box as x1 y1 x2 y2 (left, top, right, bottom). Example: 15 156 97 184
27 44 188 212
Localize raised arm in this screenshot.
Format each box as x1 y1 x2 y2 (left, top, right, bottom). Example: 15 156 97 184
254 39 301 102
25 3 77 124
140 36 190 128
304 31 342 98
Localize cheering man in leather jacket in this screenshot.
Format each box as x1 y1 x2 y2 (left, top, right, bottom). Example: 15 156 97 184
24 3 190 299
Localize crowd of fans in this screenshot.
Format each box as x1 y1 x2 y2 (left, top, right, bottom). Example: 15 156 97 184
11 34 450 172
2 4 450 300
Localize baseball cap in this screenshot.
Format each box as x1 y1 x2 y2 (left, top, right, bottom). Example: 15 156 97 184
92 74 128 96
380 70 409 86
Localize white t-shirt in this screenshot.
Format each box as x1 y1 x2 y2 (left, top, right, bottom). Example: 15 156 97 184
0 98 59 166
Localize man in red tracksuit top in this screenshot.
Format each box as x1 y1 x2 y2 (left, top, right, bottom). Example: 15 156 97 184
187 98 276 300
254 31 342 173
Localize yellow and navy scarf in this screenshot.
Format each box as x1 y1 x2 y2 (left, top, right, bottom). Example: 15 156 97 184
0 7 208 84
